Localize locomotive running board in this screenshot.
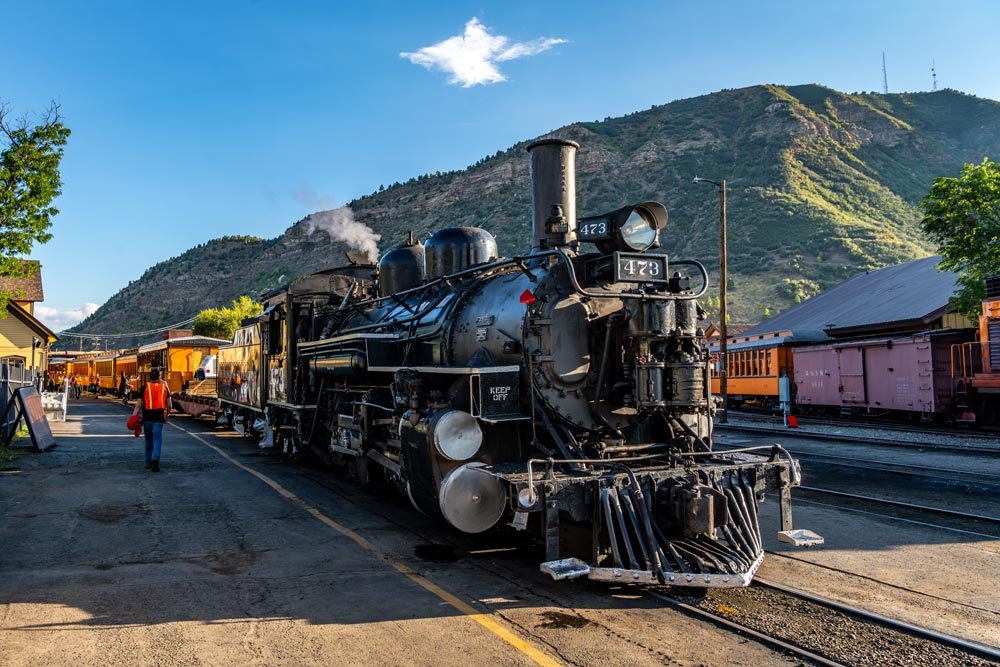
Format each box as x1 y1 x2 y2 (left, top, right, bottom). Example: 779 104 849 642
541 553 765 588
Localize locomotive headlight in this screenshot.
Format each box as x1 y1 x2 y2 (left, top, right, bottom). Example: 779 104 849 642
578 201 668 253
619 209 659 251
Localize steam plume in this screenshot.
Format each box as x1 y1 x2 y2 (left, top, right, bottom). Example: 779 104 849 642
304 206 381 261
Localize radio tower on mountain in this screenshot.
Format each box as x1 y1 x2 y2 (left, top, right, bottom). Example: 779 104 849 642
882 51 889 94
932 60 938 91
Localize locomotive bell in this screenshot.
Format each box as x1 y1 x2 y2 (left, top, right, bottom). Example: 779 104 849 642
527 138 579 250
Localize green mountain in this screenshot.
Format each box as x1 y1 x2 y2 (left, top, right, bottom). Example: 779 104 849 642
63 84 1000 348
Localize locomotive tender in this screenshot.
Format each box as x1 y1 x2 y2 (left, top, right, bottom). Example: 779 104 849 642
216 139 820 586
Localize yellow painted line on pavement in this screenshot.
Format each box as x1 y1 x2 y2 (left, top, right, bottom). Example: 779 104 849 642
170 421 561 667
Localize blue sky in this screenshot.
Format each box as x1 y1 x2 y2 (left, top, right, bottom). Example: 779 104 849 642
6 0 1000 330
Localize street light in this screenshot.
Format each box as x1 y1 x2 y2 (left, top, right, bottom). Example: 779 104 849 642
693 176 728 424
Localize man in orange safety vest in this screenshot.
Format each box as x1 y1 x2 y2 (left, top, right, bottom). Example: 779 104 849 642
131 369 172 472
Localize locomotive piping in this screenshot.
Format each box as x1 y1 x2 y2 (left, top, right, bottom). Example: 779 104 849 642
307 249 707 340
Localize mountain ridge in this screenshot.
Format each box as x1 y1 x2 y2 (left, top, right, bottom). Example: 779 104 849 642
60 83 1000 348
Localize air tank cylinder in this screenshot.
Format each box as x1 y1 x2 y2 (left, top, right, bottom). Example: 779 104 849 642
527 139 579 250
378 231 425 297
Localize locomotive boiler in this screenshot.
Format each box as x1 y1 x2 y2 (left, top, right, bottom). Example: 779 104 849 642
221 139 821 587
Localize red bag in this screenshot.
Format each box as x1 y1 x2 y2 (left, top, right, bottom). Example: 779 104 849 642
126 414 143 437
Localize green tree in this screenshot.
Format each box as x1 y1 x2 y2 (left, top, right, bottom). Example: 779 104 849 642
0 102 70 308
192 296 263 340
920 158 1000 317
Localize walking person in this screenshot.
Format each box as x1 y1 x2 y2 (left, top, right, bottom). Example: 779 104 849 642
131 369 172 472
118 371 128 400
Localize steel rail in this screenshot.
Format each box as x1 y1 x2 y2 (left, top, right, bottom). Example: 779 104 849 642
797 486 1000 526
753 578 1000 662
794 497 998 539
643 589 848 667
713 443 1000 485
728 411 1000 440
715 423 1000 455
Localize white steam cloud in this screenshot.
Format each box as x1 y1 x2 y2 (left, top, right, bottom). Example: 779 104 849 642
401 18 566 87
36 302 101 331
305 206 381 261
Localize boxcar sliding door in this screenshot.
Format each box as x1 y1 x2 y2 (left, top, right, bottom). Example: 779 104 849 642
837 346 867 407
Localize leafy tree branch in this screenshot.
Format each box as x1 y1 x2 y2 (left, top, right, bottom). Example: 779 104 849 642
0 101 70 308
920 158 1000 317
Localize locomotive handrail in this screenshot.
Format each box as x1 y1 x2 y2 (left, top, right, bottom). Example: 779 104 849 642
552 248 710 301
314 254 551 338
520 443 798 507
523 445 796 480
950 340 989 381
340 252 556 311
311 248 710 340
333 246 709 315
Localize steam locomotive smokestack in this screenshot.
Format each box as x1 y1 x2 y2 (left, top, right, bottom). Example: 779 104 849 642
527 138 579 250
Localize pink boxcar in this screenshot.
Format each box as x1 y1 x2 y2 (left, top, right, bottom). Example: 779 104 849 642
793 331 971 417
791 344 841 408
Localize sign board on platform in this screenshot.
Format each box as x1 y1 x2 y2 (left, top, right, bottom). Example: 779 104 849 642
3 387 56 451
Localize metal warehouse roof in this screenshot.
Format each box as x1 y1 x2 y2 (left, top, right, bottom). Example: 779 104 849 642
739 256 959 339
710 331 829 353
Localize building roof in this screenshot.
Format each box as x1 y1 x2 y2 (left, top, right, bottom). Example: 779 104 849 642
0 260 44 302
137 335 230 353
710 330 830 353
7 301 58 343
740 256 959 339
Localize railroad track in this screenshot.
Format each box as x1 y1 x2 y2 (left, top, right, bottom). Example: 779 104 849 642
646 575 1000 666
716 438 1000 534
751 579 1000 663
644 588 849 667
727 410 1000 440
715 422 1000 454
794 486 1000 538
714 442 1000 487
185 416 998 666
303 448 1000 665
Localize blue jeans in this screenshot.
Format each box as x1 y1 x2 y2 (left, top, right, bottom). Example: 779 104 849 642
144 422 164 463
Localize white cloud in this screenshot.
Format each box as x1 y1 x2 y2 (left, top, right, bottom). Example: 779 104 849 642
35 302 101 332
401 18 566 87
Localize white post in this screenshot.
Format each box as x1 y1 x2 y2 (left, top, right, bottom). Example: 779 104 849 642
779 374 791 428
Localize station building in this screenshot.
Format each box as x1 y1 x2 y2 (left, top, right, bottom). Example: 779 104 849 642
710 256 977 413
734 255 973 345
0 261 59 381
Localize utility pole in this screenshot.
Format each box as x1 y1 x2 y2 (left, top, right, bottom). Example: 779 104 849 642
693 176 729 424
718 180 728 424
882 51 889 94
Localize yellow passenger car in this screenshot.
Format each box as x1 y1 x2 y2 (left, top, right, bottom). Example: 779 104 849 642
136 336 228 394
68 356 97 388
94 352 119 394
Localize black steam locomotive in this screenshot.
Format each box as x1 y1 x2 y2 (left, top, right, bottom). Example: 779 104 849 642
215 139 821 587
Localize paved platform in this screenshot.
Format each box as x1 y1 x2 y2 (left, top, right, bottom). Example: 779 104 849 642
0 399 792 666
